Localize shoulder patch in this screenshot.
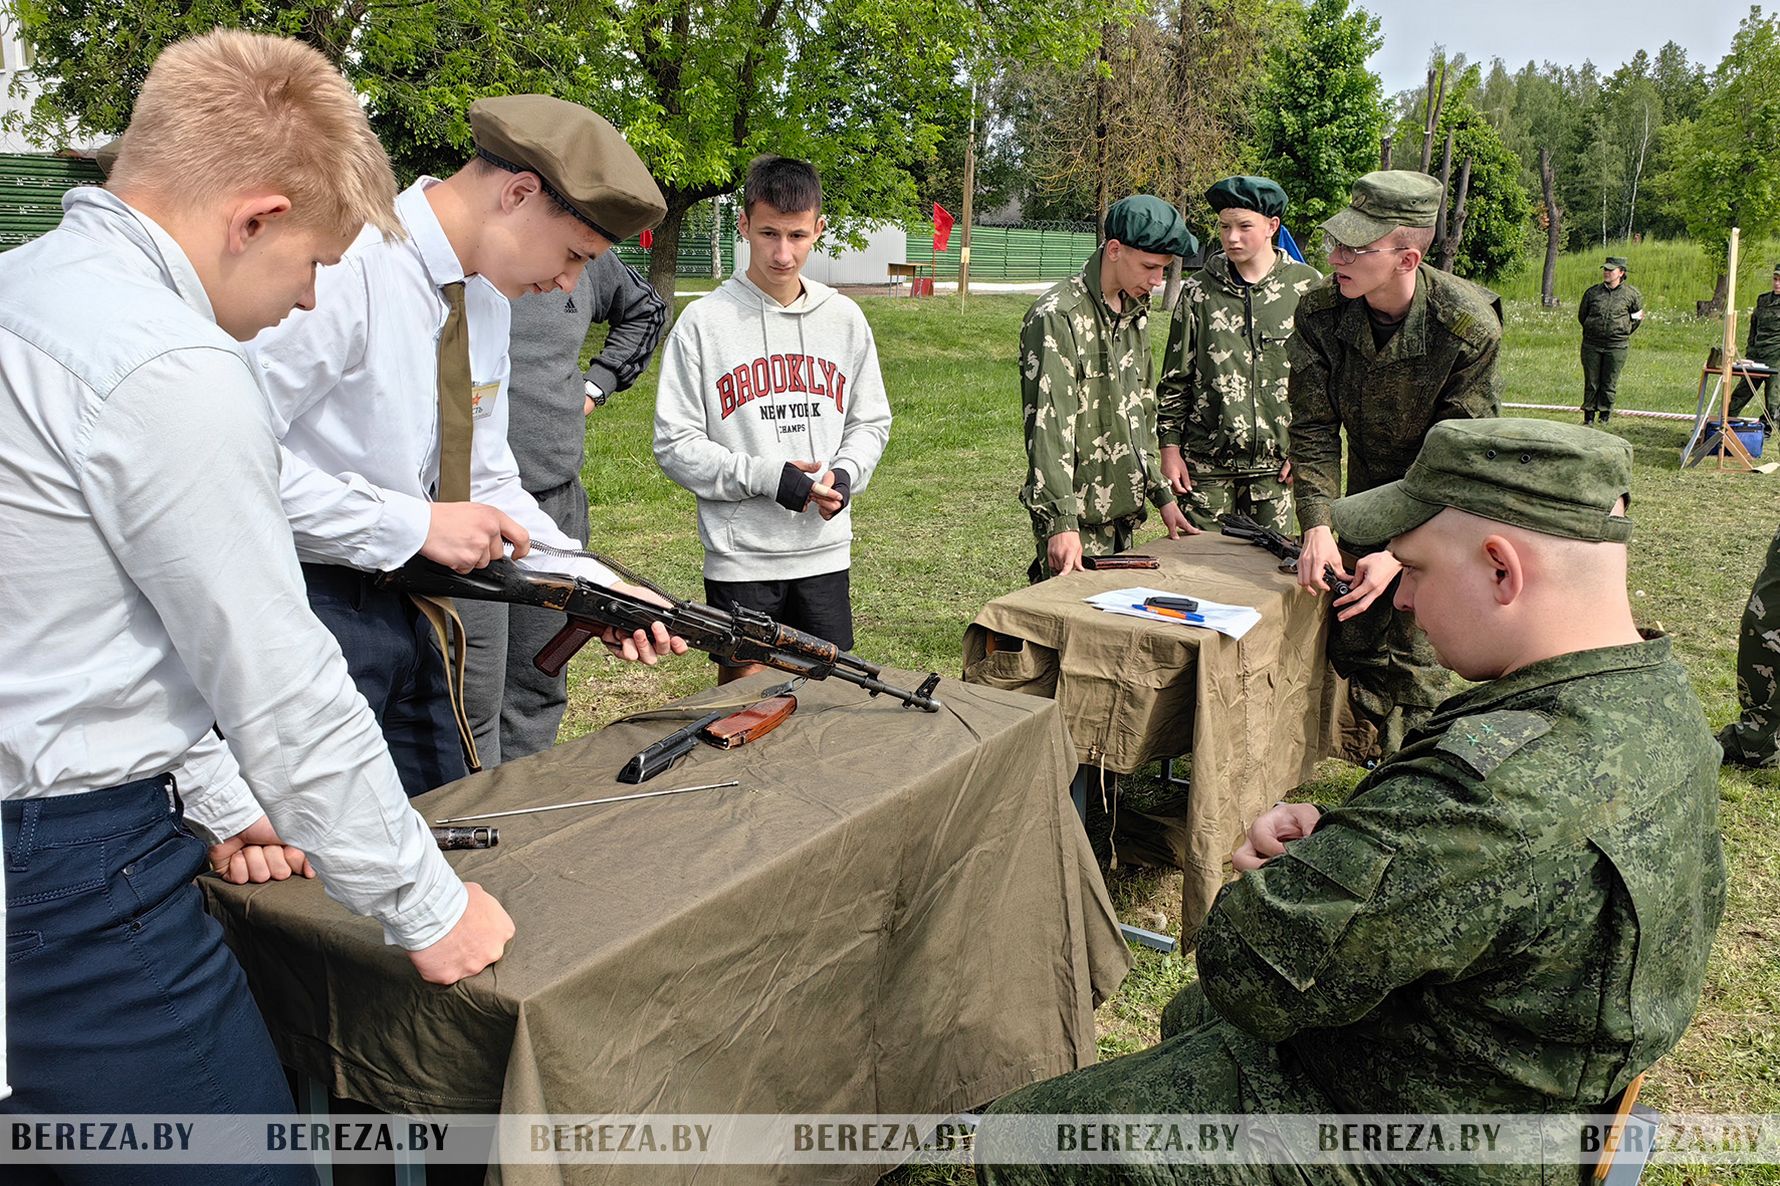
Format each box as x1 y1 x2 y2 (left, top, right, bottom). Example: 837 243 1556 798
1435 710 1552 777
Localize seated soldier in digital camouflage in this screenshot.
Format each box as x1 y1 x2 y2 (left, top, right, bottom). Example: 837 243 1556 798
978 418 1726 1186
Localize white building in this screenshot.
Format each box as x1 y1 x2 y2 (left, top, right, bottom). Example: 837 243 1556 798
1 12 98 154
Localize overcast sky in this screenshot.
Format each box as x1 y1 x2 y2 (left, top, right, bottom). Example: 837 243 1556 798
1358 0 1747 97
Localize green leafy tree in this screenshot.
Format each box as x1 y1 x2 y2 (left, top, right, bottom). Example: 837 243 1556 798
4 0 1120 306
1251 0 1386 233
1656 6 1780 307
1392 58 1531 281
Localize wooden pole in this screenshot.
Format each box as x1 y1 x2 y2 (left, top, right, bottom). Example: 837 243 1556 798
959 79 977 305
1716 226 1758 471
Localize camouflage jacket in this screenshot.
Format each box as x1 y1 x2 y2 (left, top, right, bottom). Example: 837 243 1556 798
1287 265 1502 532
1195 635 1726 1114
1579 280 1644 349
1747 291 1780 363
1157 250 1322 477
1019 249 1175 537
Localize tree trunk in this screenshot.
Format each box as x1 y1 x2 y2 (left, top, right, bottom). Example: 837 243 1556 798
649 194 697 330
1700 271 1729 317
1420 63 1446 174
1438 157 1472 273
1095 29 1110 244
1433 130 1454 243
1539 147 1562 307
1380 135 1393 171
1623 103 1651 240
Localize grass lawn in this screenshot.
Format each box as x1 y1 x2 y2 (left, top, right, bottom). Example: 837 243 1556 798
564 281 1780 1185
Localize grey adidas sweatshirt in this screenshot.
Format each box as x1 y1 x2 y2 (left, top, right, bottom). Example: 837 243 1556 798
652 272 892 581
506 251 667 493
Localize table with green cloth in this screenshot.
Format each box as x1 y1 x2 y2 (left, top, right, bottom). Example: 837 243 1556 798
201 672 1131 1184
961 532 1346 946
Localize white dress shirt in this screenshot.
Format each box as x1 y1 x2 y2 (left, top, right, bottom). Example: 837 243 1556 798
0 188 467 950
250 180 616 585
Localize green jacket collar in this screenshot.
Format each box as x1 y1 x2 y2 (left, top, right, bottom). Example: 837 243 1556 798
1337 264 1434 362
1427 634 1673 730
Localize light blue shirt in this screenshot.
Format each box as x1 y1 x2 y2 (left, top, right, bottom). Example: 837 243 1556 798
0 187 467 950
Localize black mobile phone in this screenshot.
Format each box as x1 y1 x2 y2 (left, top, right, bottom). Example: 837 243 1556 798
1143 595 1199 614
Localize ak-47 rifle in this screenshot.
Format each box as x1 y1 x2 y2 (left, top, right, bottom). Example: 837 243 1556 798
379 550 943 713
1218 512 1353 598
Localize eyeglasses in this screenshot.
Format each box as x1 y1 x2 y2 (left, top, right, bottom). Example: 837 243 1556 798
1326 242 1409 264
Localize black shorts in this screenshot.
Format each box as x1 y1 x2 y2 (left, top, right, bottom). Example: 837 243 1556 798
703 569 854 664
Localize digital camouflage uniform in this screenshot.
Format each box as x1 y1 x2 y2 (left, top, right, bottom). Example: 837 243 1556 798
1021 248 1177 581
1719 523 1780 767
1158 250 1322 533
1288 265 1503 755
1728 288 1780 423
1577 278 1642 422
980 636 1726 1186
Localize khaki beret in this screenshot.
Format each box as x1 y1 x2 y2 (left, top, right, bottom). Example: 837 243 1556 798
469 95 666 243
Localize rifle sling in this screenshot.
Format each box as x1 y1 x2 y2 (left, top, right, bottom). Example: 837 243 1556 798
409 593 483 774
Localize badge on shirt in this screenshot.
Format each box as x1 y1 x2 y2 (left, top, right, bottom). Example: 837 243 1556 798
471 381 499 422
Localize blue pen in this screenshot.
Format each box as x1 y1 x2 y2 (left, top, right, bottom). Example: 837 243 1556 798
1131 603 1207 623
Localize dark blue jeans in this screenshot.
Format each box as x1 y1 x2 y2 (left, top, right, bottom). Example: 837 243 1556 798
302 564 467 797
2 777 313 1184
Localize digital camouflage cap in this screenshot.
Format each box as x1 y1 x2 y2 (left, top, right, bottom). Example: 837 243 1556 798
1104 194 1199 258
1604 256 1628 270
1320 170 1441 248
1331 418 1634 546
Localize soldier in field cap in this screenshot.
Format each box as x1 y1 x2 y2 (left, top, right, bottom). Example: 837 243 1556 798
249 94 686 799
1158 174 1321 533
1577 254 1645 424
1287 168 1504 760
1727 262 1780 427
977 418 1725 1184
1020 194 1201 581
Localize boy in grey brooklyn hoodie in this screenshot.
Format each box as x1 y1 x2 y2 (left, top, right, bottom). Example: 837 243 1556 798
653 156 891 682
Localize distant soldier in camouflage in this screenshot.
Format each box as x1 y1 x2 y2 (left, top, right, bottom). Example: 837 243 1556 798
1720 524 1780 767
1158 176 1321 533
1289 170 1502 758
1020 195 1200 581
978 420 1726 1186
1727 264 1780 427
1578 255 1644 424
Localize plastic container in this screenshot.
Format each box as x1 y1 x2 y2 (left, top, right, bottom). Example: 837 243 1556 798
1706 419 1767 458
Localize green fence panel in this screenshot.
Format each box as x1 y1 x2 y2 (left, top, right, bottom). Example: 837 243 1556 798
0 153 104 252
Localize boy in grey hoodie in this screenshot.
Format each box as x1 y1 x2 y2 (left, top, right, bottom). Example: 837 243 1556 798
653 156 892 683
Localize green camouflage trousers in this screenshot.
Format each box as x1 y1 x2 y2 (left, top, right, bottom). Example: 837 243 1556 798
1182 473 1293 534
1028 514 1141 583
977 984 1381 1186
1720 525 1780 767
1329 554 1449 760
1580 344 1628 418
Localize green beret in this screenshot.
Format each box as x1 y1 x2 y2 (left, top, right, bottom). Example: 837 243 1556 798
1103 194 1199 258
1321 170 1441 248
1603 256 1628 270
1331 419 1634 546
1206 176 1287 219
469 95 666 243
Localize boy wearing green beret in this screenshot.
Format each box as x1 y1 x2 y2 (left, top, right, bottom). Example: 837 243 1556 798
1019 194 1200 580
1157 175 1321 533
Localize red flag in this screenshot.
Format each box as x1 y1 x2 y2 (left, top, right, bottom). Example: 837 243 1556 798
640 228 654 250
933 203 955 252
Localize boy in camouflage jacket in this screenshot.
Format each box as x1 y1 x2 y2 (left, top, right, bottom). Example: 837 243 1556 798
1158 176 1321 532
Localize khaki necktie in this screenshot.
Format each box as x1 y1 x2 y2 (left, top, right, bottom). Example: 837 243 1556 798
436 280 473 503
419 279 481 772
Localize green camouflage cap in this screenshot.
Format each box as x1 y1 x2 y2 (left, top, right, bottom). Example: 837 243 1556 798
1206 175 1287 219
1331 418 1634 546
1603 256 1628 270
1320 170 1441 248
1104 194 1199 258
469 95 666 242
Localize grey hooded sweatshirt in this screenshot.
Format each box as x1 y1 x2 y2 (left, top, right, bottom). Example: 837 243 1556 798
653 272 892 581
